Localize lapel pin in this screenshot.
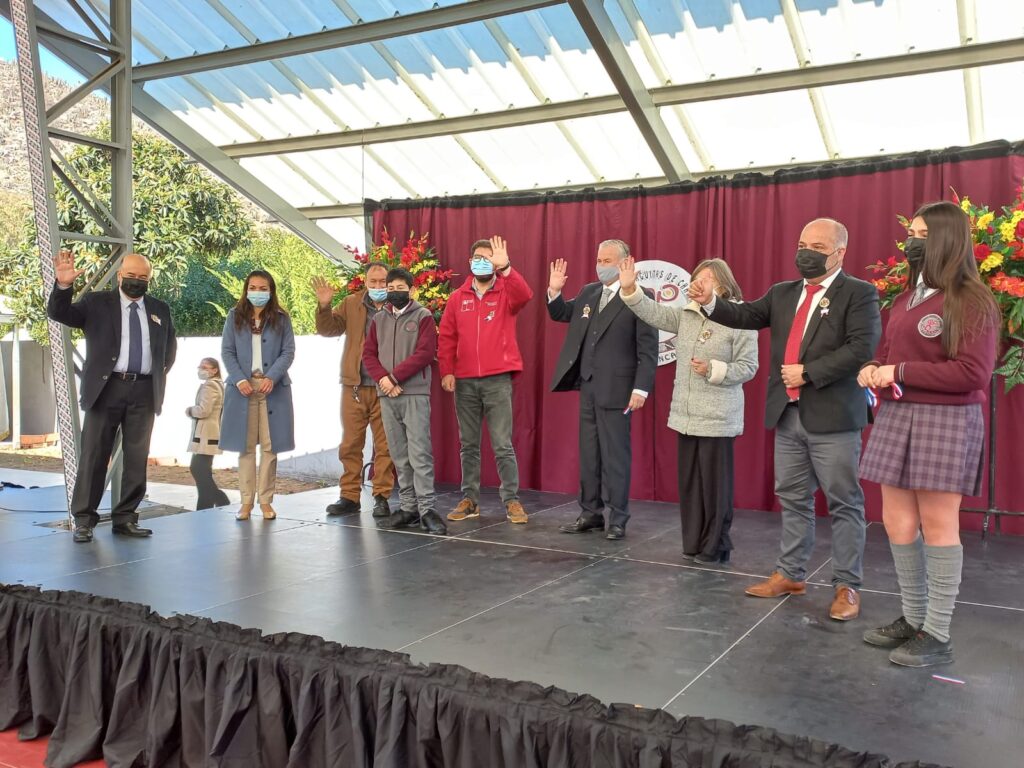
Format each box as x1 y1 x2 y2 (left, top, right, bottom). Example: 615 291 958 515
150 314 161 325
582 305 591 319
818 298 830 309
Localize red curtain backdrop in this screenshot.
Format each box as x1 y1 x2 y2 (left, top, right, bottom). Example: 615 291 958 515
371 144 1024 533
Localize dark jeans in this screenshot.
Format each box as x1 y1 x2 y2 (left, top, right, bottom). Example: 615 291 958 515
189 453 230 510
72 378 155 528
454 373 520 504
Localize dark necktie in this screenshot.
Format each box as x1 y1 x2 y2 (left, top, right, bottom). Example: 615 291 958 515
783 284 822 400
127 302 142 374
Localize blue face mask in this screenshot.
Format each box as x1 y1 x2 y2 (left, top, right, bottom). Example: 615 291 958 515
247 290 270 307
368 287 388 303
471 258 494 277
596 264 620 284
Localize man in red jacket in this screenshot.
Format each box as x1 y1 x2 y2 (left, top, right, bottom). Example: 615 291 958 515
438 236 533 524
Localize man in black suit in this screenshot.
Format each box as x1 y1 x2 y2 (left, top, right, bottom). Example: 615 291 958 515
548 239 658 540
690 218 881 620
47 250 177 543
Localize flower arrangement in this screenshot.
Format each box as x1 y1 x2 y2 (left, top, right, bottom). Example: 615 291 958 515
336 230 454 323
867 182 1024 390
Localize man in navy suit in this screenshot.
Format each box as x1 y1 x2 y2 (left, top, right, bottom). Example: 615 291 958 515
548 239 658 540
47 250 177 543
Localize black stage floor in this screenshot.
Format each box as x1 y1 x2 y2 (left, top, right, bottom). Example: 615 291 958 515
1 481 1021 768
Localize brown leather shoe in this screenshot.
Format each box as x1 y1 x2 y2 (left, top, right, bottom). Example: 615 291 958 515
447 498 480 521
829 585 861 621
745 571 807 598
505 500 528 524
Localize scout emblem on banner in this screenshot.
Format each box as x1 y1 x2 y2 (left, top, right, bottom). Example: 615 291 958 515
635 259 691 366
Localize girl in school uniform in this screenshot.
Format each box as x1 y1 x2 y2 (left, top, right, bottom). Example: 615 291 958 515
858 200 999 668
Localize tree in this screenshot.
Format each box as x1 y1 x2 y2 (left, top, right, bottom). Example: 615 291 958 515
0 127 252 343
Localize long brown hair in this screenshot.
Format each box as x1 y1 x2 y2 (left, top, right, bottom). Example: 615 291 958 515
692 258 743 301
912 201 998 359
233 270 288 331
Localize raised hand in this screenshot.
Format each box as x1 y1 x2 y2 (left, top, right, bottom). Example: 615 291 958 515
549 259 568 295
619 256 638 295
489 235 510 268
311 275 338 307
54 249 85 288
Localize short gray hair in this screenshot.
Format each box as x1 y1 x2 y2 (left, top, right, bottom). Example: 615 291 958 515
598 239 630 259
808 218 849 249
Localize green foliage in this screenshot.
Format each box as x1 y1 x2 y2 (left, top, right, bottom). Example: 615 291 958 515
0 127 252 343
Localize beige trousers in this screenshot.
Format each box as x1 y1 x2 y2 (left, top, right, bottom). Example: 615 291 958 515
238 383 276 504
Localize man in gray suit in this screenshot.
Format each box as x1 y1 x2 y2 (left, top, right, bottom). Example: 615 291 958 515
689 219 881 621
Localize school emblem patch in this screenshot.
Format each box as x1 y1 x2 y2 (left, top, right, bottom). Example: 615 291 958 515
404 320 418 333
918 313 943 338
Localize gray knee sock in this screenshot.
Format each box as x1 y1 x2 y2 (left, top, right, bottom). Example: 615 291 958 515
889 536 927 628
922 544 963 643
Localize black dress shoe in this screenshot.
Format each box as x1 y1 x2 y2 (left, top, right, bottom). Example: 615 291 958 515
377 509 420 530
419 510 448 536
605 524 625 540
371 495 392 518
112 522 153 538
559 516 605 534
695 550 730 564
326 498 360 517
73 527 94 543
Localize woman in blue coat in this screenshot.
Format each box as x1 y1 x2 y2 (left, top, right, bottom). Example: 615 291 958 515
221 270 296 521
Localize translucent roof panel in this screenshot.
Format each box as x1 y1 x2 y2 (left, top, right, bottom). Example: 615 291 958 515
819 70 970 158
674 90 828 172
971 0 1024 43
977 62 1024 143
316 217 367 253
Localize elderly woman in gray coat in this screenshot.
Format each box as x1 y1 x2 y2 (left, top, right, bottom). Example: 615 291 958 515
619 257 758 564
221 270 296 521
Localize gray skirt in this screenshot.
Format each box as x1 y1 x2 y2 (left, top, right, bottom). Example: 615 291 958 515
860 401 984 496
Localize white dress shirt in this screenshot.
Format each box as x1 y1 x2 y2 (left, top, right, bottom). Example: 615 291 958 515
251 330 263 375
113 291 152 375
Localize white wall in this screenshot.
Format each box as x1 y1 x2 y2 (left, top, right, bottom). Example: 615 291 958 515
153 335 357 480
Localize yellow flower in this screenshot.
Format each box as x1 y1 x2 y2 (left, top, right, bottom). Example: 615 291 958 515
976 211 995 230
960 197 971 212
980 253 1004 273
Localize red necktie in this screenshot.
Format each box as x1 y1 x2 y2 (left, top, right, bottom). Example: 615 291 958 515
783 284 823 401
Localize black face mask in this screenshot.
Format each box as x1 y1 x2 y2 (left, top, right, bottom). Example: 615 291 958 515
795 248 832 280
387 291 411 310
904 237 926 268
120 277 148 299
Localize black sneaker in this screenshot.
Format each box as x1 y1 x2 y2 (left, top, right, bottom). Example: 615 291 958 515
888 630 953 667
863 616 919 649
371 494 392 518
419 510 448 536
326 498 360 517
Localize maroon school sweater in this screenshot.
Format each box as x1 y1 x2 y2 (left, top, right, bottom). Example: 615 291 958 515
870 290 997 405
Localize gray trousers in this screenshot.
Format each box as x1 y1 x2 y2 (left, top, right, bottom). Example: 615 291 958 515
774 404 866 589
380 395 435 514
454 373 520 504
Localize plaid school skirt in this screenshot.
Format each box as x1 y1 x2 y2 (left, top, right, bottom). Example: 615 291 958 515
860 400 985 496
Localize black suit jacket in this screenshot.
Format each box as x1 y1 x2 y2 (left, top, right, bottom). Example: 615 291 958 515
707 271 881 433
46 284 177 414
548 283 658 409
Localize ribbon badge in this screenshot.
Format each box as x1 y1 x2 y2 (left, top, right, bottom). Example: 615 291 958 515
818 297 830 318
582 304 591 319
698 327 713 344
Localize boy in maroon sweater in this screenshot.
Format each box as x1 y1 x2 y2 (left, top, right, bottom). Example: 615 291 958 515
859 201 999 668
363 268 445 535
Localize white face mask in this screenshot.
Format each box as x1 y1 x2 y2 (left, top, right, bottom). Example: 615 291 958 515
198 370 214 380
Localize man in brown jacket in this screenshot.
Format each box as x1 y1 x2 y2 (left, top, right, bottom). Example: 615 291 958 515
312 262 394 517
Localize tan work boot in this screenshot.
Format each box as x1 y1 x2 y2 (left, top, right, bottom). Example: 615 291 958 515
506 500 528 525
447 498 480 521
745 571 806 598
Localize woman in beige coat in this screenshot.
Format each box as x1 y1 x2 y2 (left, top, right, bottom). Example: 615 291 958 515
187 357 230 509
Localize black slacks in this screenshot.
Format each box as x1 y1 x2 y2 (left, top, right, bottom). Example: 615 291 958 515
578 380 632 528
189 453 230 510
677 434 735 557
71 377 155 528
